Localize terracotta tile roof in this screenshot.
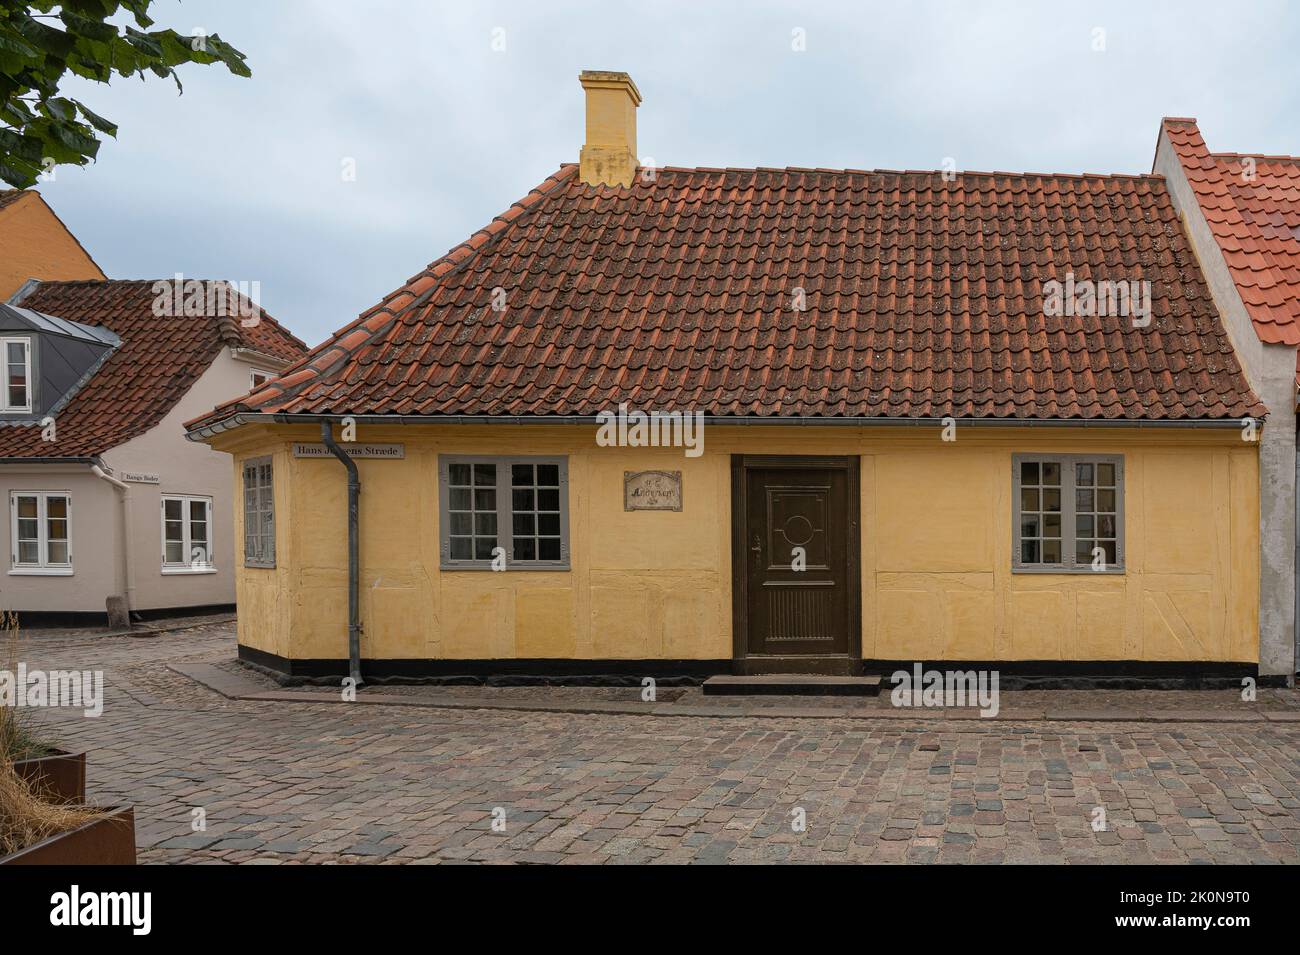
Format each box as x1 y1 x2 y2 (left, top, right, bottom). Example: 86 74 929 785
189 163 1264 432
1163 119 1300 365
0 279 307 458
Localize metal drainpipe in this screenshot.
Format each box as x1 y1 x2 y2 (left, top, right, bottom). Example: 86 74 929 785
91 465 135 613
320 421 362 686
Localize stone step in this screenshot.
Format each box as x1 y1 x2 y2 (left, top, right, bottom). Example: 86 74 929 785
703 674 883 696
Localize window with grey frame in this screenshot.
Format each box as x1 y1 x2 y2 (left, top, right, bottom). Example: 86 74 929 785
243 457 275 568
1013 455 1124 573
439 456 570 570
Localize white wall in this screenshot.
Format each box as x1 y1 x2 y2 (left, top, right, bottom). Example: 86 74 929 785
0 347 275 615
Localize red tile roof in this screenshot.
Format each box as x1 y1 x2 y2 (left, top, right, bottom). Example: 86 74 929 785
188 163 1264 432
0 279 306 458
1163 119 1300 363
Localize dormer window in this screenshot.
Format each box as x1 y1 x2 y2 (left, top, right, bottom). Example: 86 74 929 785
0 337 31 412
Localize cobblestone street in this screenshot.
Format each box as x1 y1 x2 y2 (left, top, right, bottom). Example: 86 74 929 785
11 619 1300 864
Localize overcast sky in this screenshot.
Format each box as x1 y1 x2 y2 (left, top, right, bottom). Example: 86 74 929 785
32 0 1300 346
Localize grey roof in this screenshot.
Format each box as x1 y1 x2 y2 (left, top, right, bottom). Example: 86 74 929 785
0 301 120 347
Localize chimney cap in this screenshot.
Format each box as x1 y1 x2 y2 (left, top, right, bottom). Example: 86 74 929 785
579 70 642 106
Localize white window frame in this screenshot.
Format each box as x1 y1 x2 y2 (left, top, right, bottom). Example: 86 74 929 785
249 368 275 389
9 491 72 575
1011 454 1125 574
0 336 32 413
243 456 275 568
438 455 570 571
161 494 216 574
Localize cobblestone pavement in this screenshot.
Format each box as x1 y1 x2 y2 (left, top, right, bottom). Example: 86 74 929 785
9 619 1300 864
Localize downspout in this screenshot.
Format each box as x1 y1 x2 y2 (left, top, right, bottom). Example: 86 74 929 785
90 465 135 613
320 422 362 685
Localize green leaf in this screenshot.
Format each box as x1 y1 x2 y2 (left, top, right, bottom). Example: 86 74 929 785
72 99 116 136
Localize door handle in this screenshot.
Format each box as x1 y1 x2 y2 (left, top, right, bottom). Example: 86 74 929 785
750 535 762 558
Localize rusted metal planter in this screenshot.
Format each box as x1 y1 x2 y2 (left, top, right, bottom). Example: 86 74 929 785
1 806 136 865
13 749 86 804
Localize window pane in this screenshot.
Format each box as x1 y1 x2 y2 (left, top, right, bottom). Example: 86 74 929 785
16 497 36 519
1096 463 1115 486
512 489 534 512
46 541 68 565
189 500 206 523
1021 539 1040 563
538 513 560 536
449 512 472 535
450 537 472 559
190 544 209 564
511 464 534 486
1042 539 1061 563
1098 515 1116 538
1020 462 1039 484
164 499 182 520
1020 516 1039 537
190 518 207 544
1076 463 1094 486
1043 514 1060 536
449 488 471 510
474 512 497 536
7 342 24 364
473 537 496 560
47 497 67 520
1076 541 1095 565
1076 489 1094 511
449 463 471 485
512 512 535 536
17 517 37 539
473 464 495 486
473 488 496 511
18 541 38 563
1042 462 1061 485
536 465 559 487
165 520 183 543
1020 488 1039 511
513 537 536 561
1101 541 1117 564
1096 489 1115 512
165 541 184 564
538 538 561 561
537 489 560 511
1077 515 1094 538
1042 488 1060 513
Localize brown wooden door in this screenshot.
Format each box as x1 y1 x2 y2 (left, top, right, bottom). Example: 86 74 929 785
741 461 854 657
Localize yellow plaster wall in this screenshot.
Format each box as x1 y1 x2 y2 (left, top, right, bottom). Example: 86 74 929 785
214 424 1260 663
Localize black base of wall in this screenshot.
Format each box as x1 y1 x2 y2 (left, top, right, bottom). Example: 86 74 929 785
869 659 1281 690
237 645 730 686
238 645 1286 689
18 603 235 629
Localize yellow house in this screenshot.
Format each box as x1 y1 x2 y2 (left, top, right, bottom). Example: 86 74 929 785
0 189 105 300
186 73 1279 685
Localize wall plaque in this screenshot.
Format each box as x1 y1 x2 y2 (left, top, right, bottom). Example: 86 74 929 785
624 470 682 511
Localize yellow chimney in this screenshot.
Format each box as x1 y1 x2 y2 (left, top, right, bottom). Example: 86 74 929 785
578 70 641 187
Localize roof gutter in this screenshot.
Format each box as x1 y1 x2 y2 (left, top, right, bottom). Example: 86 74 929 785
186 412 1261 441
319 421 362 687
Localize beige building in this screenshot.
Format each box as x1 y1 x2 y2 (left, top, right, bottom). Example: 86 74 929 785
0 278 305 619
0 189 104 300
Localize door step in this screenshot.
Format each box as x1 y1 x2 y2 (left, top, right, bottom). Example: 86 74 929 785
703 674 882 697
